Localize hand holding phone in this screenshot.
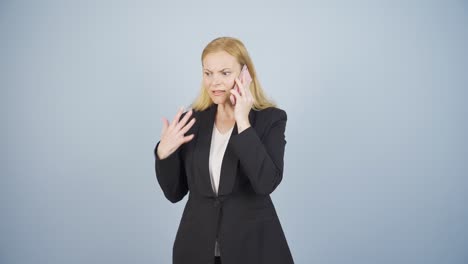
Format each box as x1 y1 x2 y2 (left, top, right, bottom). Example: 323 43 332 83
230 64 252 106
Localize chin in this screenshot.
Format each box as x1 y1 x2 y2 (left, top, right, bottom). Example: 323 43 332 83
211 96 227 104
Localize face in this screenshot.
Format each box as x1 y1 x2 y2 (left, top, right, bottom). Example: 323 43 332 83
202 51 242 105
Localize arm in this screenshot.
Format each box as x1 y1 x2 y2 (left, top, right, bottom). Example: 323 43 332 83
154 142 188 203
153 112 190 203
229 109 288 195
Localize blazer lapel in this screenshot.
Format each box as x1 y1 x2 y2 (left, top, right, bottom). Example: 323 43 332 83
193 104 256 197
217 121 238 196
192 105 217 197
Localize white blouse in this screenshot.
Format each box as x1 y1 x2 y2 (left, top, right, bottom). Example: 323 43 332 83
208 122 234 257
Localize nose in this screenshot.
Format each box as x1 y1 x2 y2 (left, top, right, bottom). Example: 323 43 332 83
212 75 222 86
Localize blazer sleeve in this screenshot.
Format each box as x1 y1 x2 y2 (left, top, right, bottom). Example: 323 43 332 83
229 109 288 195
153 112 190 203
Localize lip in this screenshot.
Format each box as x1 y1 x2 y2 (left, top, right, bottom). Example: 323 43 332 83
212 90 226 96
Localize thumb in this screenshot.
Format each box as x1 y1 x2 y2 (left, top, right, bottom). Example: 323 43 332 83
183 134 195 144
230 94 236 105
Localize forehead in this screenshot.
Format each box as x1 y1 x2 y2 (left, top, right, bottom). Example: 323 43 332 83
203 51 239 70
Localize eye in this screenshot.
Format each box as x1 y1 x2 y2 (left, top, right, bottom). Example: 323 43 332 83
204 72 210 76
223 72 230 76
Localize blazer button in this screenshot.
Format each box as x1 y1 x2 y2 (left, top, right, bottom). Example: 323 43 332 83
214 200 220 207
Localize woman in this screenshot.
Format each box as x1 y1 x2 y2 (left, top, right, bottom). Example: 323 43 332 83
154 36 294 264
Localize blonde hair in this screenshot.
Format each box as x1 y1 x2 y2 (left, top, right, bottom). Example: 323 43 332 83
190 36 277 111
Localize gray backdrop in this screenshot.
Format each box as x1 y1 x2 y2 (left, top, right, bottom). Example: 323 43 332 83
1 1 467 263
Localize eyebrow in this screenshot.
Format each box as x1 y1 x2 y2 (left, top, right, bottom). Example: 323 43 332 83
204 68 231 72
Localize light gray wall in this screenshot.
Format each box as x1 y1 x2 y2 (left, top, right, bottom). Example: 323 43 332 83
1 1 467 263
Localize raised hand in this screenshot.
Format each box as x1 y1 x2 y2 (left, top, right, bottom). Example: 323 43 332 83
157 107 196 159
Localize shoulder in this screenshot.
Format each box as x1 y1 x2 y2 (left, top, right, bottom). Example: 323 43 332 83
256 107 287 123
252 107 287 136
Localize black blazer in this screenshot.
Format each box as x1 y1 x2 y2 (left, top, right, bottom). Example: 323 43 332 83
154 103 294 264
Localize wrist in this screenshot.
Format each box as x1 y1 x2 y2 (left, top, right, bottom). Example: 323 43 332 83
157 144 168 160
237 121 251 133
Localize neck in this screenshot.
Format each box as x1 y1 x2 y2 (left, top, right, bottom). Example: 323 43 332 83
216 103 235 120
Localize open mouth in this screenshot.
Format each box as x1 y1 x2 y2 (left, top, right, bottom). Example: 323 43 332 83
212 90 226 96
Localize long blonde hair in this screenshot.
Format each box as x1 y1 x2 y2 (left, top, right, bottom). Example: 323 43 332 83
190 37 277 111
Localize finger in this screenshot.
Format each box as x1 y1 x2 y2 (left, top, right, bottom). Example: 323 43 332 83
170 106 184 128
161 117 169 135
179 116 196 135
230 88 240 99
238 77 247 97
234 86 245 101
176 109 193 131
234 78 243 96
245 82 253 100
245 80 252 96
230 94 237 105
182 134 195 144
241 80 247 99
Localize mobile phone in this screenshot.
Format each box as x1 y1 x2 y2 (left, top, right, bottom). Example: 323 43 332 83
230 64 252 106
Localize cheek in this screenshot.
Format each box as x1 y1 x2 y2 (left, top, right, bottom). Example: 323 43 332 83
227 77 235 87
203 78 210 87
